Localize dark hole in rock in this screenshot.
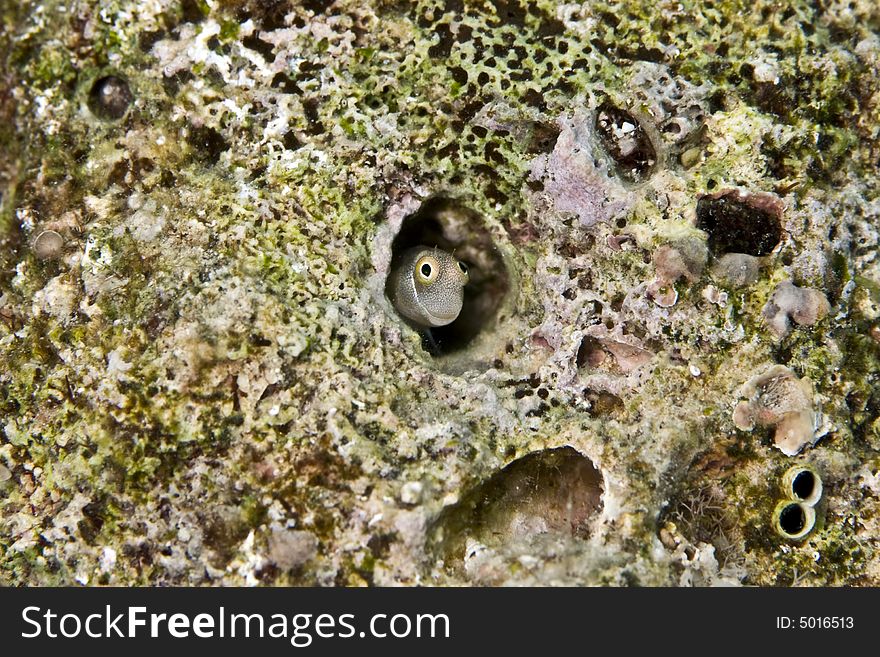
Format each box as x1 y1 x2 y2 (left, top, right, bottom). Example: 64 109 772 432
696 189 783 257
88 75 133 121
242 34 276 60
301 0 336 15
429 446 603 573
188 124 229 165
180 0 209 24
78 496 108 545
778 503 806 535
576 336 604 368
386 197 508 356
283 130 302 150
594 101 657 182
791 470 815 501
584 389 624 417
526 121 560 154
235 0 291 30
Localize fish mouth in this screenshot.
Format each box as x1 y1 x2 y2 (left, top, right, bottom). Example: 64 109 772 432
424 308 459 326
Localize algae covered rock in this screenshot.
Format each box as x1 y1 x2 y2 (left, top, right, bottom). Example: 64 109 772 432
1 0 879 587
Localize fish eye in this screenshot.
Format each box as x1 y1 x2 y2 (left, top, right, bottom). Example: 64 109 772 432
415 254 440 284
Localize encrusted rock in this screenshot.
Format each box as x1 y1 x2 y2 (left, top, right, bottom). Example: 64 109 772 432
267 530 319 572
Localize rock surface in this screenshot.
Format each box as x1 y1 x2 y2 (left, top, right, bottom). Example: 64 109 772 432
1 0 879 586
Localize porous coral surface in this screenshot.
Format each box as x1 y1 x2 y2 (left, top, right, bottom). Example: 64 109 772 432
1 0 879 586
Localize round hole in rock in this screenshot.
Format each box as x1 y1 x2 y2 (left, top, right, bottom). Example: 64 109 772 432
88 75 133 121
778 502 806 535
385 197 509 356
695 190 783 257
773 499 816 541
783 465 822 506
429 446 604 574
791 470 815 501
594 101 657 183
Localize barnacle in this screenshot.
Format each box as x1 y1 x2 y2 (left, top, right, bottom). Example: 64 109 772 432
711 253 761 288
32 230 64 260
773 501 816 541
782 466 823 507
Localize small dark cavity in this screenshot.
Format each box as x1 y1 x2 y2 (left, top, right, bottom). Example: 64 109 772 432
490 0 528 27
484 182 508 205
429 447 604 572
538 16 566 37
302 98 325 135
594 102 657 183
458 99 485 123
779 503 806 535
162 70 194 97
245 0 290 30
596 10 621 29
282 130 302 150
695 190 783 257
139 30 165 53
88 75 133 121
78 496 108 544
429 22 455 59
522 88 547 111
576 336 603 368
791 470 816 501
242 34 275 60
188 125 229 165
450 66 468 85
526 121 559 155
107 156 156 189
271 73 300 94
301 0 335 15
484 141 504 164
180 0 208 24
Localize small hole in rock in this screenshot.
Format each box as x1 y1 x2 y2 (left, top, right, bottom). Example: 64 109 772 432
791 470 815 501
88 75 133 121
386 197 509 356
188 124 229 165
778 503 806 535
594 101 657 183
696 190 783 257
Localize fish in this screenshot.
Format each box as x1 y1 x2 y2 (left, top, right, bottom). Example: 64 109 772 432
388 246 469 327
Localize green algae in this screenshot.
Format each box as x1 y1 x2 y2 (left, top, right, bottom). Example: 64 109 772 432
1 0 879 586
